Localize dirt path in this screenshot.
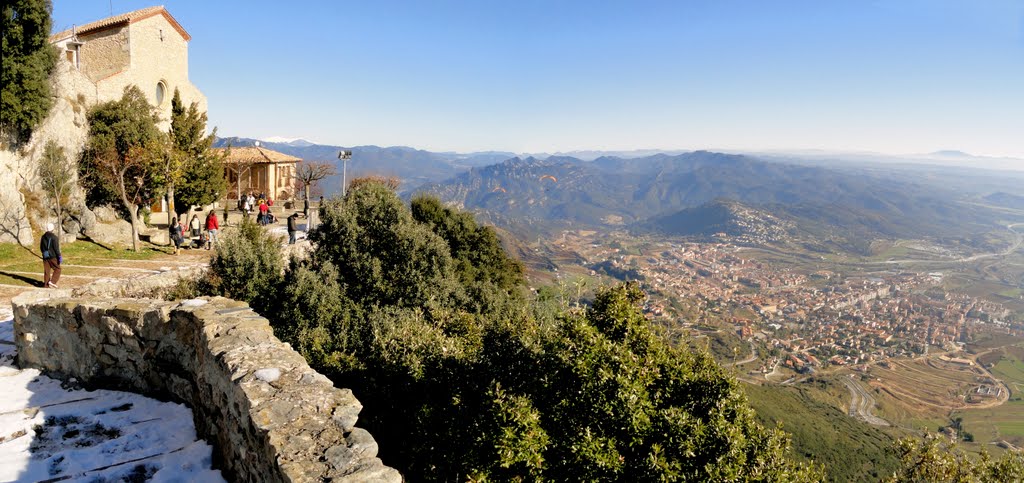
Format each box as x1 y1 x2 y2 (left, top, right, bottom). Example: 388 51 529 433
0 250 211 306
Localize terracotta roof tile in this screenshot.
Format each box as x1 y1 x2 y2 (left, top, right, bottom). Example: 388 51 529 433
214 147 302 165
51 5 191 43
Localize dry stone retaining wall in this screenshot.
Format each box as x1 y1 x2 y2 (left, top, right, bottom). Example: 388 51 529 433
12 291 400 482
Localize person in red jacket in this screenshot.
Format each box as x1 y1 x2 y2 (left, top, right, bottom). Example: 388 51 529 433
258 200 269 225
205 210 219 250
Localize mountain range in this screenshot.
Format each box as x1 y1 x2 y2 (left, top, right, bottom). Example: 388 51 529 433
216 136 1024 253
213 137 511 194
417 151 1019 253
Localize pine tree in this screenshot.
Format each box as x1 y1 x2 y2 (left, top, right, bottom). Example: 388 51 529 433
168 88 224 215
1 0 59 146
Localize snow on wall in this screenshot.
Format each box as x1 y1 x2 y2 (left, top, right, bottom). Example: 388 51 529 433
11 291 401 482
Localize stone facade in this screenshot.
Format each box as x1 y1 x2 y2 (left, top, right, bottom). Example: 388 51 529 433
12 291 401 483
51 6 207 129
0 6 214 244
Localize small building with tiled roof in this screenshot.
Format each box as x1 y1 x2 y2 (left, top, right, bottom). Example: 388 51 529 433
50 5 206 129
214 146 302 201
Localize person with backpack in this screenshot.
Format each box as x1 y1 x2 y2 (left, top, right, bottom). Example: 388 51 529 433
40 223 62 288
287 212 299 244
169 217 184 255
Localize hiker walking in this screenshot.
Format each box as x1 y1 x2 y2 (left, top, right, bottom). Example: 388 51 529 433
40 223 62 288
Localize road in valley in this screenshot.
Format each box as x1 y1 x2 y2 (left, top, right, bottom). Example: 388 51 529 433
881 223 1024 266
725 341 757 367
841 375 890 426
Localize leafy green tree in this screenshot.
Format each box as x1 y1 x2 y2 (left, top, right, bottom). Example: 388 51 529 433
80 86 165 251
888 435 1024 482
38 140 74 238
310 181 463 310
207 217 283 314
411 195 526 297
168 88 224 215
206 178 819 481
0 0 58 146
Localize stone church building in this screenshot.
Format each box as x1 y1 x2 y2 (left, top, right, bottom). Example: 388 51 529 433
0 5 214 244
44 6 210 219
49 5 207 130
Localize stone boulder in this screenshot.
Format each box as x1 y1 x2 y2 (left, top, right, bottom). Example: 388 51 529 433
92 205 121 223
84 219 133 247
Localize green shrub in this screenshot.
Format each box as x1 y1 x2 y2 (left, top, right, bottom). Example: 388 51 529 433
887 435 1023 482
207 179 819 481
207 218 283 313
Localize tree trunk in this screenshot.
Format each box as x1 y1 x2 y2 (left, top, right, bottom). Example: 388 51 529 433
55 199 62 240
166 184 176 220
117 175 141 252
127 204 141 252
304 185 311 203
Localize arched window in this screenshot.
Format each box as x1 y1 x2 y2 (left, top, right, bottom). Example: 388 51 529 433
156 81 167 105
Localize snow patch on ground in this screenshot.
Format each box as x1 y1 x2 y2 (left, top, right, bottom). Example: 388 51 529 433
0 309 225 482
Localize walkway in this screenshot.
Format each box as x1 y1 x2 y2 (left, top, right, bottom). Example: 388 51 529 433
0 247 224 482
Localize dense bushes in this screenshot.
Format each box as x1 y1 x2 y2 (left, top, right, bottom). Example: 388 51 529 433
888 435 1023 482
204 179 820 481
206 218 283 315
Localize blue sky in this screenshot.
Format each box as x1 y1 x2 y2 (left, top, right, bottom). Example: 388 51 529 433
52 1 1024 157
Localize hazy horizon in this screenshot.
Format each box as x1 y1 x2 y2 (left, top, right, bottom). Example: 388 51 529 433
53 1 1024 157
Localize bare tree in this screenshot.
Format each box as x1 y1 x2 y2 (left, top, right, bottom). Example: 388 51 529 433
0 195 35 254
292 161 337 202
223 146 255 201
38 140 74 239
92 144 161 252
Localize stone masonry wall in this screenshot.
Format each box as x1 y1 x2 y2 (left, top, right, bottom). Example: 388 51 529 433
12 291 401 482
78 27 131 83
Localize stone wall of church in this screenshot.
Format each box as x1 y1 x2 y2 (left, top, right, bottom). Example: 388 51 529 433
13 291 401 482
77 27 130 83
96 14 208 129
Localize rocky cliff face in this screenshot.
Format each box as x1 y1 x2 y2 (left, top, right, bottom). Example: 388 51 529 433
0 62 96 245
0 60 141 247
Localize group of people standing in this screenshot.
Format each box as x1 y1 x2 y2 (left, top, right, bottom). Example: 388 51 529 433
169 210 220 255
238 192 278 226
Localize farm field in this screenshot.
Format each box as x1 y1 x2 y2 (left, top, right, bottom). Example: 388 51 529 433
866 357 1005 413
961 342 1024 448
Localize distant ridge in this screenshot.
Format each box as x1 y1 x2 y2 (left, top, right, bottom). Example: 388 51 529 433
419 151 1009 253
213 136 513 193
929 150 972 158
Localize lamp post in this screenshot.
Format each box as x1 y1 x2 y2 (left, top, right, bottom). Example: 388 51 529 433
338 150 353 196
